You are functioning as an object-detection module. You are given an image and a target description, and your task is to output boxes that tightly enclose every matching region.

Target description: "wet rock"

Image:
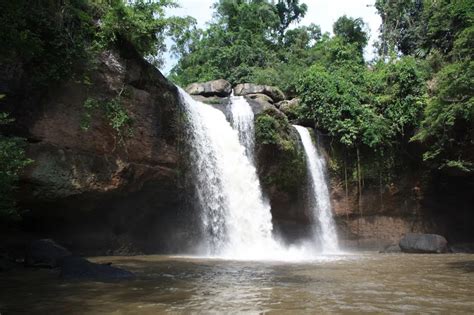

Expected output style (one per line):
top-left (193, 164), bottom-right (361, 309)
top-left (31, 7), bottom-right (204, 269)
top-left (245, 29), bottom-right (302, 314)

top-left (186, 79), bottom-right (232, 97)
top-left (379, 244), bottom-right (401, 253)
top-left (234, 83), bottom-right (285, 103)
top-left (25, 239), bottom-right (71, 268)
top-left (399, 233), bottom-right (448, 253)
top-left (449, 243), bottom-right (474, 253)
top-left (59, 256), bottom-right (135, 281)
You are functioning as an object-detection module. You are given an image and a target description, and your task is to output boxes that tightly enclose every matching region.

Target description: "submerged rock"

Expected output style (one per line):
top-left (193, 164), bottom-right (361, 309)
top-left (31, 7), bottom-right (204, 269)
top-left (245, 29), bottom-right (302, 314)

top-left (59, 256), bottom-right (135, 281)
top-left (234, 83), bottom-right (285, 103)
top-left (399, 233), bottom-right (448, 253)
top-left (186, 79), bottom-right (232, 97)
top-left (25, 239), bottom-right (71, 268)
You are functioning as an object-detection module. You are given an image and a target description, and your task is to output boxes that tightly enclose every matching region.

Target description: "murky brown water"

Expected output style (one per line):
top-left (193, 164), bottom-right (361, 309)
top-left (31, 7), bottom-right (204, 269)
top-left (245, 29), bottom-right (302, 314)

top-left (1, 253), bottom-right (474, 314)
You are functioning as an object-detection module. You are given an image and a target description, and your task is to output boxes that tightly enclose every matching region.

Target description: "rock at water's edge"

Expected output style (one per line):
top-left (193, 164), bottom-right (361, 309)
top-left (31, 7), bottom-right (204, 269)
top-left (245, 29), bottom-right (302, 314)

top-left (186, 79), bottom-right (232, 97)
top-left (399, 233), bottom-right (448, 253)
top-left (59, 256), bottom-right (135, 281)
top-left (379, 244), bottom-right (401, 253)
top-left (25, 239), bottom-right (71, 268)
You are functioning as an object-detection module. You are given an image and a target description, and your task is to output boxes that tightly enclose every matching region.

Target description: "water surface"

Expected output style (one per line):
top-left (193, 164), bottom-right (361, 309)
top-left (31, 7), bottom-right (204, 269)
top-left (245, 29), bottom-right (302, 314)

top-left (1, 253), bottom-right (474, 314)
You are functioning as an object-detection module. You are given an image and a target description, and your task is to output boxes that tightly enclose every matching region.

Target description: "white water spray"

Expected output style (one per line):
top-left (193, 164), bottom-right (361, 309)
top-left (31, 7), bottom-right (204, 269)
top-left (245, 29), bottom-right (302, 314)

top-left (294, 125), bottom-right (340, 253)
top-left (179, 88), bottom-right (284, 259)
top-left (230, 95), bottom-right (255, 160)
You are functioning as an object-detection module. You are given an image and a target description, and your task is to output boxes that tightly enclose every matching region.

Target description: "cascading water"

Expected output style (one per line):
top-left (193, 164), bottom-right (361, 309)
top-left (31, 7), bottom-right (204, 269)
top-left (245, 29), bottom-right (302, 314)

top-left (294, 125), bottom-right (340, 253)
top-left (178, 88), bottom-right (282, 259)
top-left (230, 95), bottom-right (255, 160)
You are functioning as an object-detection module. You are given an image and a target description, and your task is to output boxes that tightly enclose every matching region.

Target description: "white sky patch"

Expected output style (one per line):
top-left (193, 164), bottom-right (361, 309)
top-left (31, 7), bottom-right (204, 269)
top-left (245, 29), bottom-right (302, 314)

top-left (161, 0), bottom-right (381, 74)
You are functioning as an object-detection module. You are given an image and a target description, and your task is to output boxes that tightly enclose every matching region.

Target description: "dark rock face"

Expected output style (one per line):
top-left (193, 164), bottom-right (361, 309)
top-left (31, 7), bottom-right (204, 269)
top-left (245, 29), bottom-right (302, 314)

top-left (252, 107), bottom-right (310, 243)
top-left (59, 256), bottom-right (134, 281)
top-left (25, 239), bottom-right (71, 268)
top-left (4, 41), bottom-right (200, 255)
top-left (234, 83), bottom-right (286, 103)
top-left (399, 233), bottom-right (448, 253)
top-left (186, 79), bottom-right (232, 97)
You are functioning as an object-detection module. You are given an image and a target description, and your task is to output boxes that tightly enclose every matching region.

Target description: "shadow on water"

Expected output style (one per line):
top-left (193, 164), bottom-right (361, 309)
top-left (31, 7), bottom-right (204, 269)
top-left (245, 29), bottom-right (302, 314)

top-left (447, 260), bottom-right (474, 273)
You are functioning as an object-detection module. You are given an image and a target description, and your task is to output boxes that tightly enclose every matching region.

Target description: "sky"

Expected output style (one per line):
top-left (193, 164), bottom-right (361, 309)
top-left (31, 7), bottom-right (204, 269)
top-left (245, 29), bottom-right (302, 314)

top-left (161, 0), bottom-right (381, 74)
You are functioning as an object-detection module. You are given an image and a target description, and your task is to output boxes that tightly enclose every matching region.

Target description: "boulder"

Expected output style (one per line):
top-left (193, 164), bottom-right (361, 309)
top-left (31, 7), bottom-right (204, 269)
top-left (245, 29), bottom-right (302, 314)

top-left (25, 239), bottom-right (71, 268)
top-left (234, 83), bottom-right (285, 102)
top-left (244, 93), bottom-right (276, 116)
top-left (186, 79), bottom-right (232, 97)
top-left (399, 233), bottom-right (448, 253)
top-left (59, 256), bottom-right (135, 281)
top-left (190, 94), bottom-right (229, 106)
top-left (246, 93), bottom-right (274, 104)
top-left (277, 98), bottom-right (301, 120)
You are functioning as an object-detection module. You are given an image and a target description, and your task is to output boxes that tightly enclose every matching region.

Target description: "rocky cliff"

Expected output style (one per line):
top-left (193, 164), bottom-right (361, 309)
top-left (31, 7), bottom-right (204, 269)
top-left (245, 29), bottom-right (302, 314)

top-left (1, 42), bottom-right (199, 255)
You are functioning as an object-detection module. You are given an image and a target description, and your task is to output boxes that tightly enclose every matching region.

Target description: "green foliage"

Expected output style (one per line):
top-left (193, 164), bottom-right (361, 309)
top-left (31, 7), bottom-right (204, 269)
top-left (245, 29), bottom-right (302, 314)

top-left (170, 0), bottom-right (318, 92)
top-left (0, 113), bottom-right (33, 221)
top-left (255, 110), bottom-right (306, 193)
top-left (82, 95), bottom-right (133, 144)
top-left (97, 0), bottom-right (194, 67)
top-left (275, 0), bottom-right (308, 37)
top-left (298, 54), bottom-right (427, 150)
top-left (333, 15), bottom-right (369, 54)
top-left (255, 112), bottom-right (287, 147)
top-left (0, 0), bottom-right (97, 86)
top-left (0, 0), bottom-right (195, 86)
top-left (171, 0), bottom-right (280, 86)
top-left (412, 61), bottom-right (474, 172)
top-left (375, 0), bottom-right (425, 56)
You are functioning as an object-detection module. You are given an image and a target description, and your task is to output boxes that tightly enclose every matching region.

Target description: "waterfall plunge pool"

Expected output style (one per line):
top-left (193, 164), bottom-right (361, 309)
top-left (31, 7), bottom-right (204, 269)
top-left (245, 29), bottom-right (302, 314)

top-left (2, 253), bottom-right (474, 313)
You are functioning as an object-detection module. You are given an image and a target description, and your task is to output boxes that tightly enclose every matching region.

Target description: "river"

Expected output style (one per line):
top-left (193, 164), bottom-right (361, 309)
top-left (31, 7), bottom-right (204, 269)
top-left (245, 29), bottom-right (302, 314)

top-left (1, 253), bottom-right (474, 313)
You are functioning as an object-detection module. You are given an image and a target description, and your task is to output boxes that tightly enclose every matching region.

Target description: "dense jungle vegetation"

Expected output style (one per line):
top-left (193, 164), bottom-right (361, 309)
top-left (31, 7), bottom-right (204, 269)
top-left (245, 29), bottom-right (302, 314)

top-left (171, 0), bottom-right (473, 178)
top-left (0, 0), bottom-right (473, 219)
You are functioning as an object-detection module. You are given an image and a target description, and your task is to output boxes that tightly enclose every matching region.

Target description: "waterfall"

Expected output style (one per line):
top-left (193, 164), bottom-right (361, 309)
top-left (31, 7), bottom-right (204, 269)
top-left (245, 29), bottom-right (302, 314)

top-left (230, 95), bottom-right (255, 160)
top-left (294, 125), bottom-right (340, 253)
top-left (178, 88), bottom-right (282, 258)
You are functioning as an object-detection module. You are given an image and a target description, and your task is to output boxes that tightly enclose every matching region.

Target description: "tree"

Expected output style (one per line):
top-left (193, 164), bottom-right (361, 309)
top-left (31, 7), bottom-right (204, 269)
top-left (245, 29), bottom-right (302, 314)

top-left (171, 0), bottom-right (282, 86)
top-left (275, 0), bottom-right (308, 38)
top-left (375, 0), bottom-right (425, 56)
top-left (333, 15), bottom-right (369, 54)
top-left (0, 0), bottom-right (195, 84)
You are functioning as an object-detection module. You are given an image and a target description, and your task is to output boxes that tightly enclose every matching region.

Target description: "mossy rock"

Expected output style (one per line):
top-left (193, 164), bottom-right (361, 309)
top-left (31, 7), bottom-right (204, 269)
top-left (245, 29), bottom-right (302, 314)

top-left (255, 108), bottom-right (306, 195)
